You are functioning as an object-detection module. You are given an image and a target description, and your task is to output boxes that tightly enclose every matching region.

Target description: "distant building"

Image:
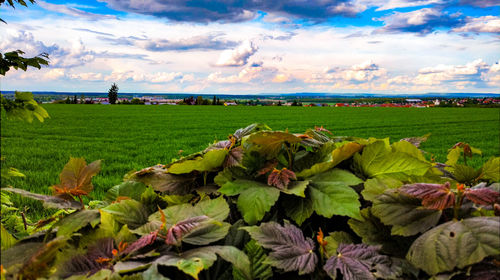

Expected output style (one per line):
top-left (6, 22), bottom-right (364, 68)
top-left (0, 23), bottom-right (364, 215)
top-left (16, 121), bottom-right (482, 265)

top-left (405, 99), bottom-right (422, 103)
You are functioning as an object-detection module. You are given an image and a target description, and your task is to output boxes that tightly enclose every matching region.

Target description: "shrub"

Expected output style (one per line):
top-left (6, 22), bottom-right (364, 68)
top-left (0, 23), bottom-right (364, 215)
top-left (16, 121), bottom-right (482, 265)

top-left (1, 124), bottom-right (499, 279)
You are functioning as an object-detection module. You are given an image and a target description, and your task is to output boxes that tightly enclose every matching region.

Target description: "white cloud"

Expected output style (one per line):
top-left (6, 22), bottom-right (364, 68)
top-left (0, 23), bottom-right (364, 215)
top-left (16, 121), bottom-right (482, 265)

top-left (43, 68), bottom-right (65, 80)
top-left (414, 59), bottom-right (489, 85)
top-left (215, 40), bottom-right (258, 67)
top-left (453, 16), bottom-right (500, 33)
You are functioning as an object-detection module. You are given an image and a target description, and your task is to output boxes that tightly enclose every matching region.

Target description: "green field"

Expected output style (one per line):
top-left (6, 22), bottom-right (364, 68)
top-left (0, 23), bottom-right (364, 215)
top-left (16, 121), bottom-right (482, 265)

top-left (1, 105), bottom-right (499, 219)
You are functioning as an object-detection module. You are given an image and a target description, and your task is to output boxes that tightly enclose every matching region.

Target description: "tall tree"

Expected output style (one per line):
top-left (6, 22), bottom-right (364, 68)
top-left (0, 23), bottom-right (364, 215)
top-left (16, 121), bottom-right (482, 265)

top-left (108, 83), bottom-right (118, 104)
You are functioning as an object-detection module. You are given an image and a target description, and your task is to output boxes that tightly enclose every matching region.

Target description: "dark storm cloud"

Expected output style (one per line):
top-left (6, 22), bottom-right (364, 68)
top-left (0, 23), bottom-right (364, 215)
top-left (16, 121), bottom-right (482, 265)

top-left (99, 0), bottom-right (363, 23)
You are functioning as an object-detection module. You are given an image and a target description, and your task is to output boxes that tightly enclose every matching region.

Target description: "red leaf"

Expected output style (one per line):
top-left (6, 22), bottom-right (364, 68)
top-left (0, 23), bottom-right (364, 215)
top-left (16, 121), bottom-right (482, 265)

top-left (256, 160), bottom-right (278, 176)
top-left (51, 158), bottom-right (101, 198)
top-left (267, 168), bottom-right (296, 190)
top-left (400, 182), bottom-right (455, 210)
top-left (465, 188), bottom-right (500, 205)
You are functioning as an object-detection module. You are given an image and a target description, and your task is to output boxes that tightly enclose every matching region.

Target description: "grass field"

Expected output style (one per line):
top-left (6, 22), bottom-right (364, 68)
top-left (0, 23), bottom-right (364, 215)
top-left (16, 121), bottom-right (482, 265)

top-left (1, 104), bottom-right (499, 219)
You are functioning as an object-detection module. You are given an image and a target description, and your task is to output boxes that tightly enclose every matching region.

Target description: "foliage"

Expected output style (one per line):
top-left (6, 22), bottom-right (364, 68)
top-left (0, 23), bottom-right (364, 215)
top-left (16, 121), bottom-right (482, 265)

top-left (1, 124), bottom-right (499, 279)
top-left (108, 83), bottom-right (119, 104)
top-left (0, 92), bottom-right (49, 123)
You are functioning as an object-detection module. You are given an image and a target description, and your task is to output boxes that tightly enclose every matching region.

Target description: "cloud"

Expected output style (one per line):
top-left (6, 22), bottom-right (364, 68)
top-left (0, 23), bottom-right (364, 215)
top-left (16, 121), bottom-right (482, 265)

top-left (43, 68), bottom-right (65, 80)
top-left (0, 31), bottom-right (154, 69)
top-left (73, 28), bottom-right (114, 36)
top-left (375, 8), bottom-right (464, 34)
top-left (0, 31), bottom-right (97, 68)
top-left (216, 40), bottom-right (258, 67)
top-left (312, 61), bottom-right (387, 84)
top-left (99, 0), bottom-right (365, 23)
top-left (38, 1), bottom-right (116, 20)
top-left (68, 72), bottom-right (104, 81)
top-left (104, 71), bottom-right (184, 83)
top-left (361, 0), bottom-right (446, 11)
top-left (458, 0), bottom-right (500, 8)
top-left (208, 65), bottom-right (277, 83)
top-left (452, 16), bottom-right (500, 34)
top-left (414, 59), bottom-right (490, 85)
top-left (142, 33), bottom-right (238, 52)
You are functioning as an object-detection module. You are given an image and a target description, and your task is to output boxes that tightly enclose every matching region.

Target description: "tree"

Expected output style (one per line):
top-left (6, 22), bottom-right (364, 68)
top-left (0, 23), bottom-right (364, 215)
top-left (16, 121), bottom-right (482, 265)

top-left (80, 94), bottom-right (85, 104)
top-left (108, 83), bottom-right (118, 104)
top-left (213, 95), bottom-right (216, 105)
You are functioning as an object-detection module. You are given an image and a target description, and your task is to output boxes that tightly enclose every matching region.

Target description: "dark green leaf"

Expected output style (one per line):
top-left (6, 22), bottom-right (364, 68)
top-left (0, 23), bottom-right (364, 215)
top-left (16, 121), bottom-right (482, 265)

top-left (55, 210), bottom-right (100, 237)
top-left (372, 189), bottom-right (442, 236)
top-left (233, 240), bottom-right (273, 280)
top-left (101, 199), bottom-right (149, 229)
top-left (407, 217), bottom-right (500, 275)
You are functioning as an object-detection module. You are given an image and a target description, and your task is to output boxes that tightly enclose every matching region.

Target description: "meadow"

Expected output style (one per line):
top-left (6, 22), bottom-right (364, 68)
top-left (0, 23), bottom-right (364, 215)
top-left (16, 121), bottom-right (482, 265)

top-left (1, 104), bottom-right (499, 219)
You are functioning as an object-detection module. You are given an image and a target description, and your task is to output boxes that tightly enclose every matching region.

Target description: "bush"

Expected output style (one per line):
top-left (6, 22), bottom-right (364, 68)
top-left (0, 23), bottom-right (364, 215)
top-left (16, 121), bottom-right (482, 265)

top-left (1, 124), bottom-right (499, 279)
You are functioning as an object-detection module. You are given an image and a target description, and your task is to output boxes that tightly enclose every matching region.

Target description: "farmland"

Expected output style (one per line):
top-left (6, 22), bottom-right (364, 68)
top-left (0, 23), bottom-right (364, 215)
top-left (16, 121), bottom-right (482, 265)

top-left (1, 104), bottom-right (499, 219)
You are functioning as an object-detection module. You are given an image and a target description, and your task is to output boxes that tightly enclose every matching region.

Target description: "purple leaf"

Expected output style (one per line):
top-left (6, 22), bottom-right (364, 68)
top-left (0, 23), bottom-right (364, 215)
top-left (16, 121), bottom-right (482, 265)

top-left (121, 231), bottom-right (158, 256)
top-left (166, 216), bottom-right (210, 246)
top-left (243, 221), bottom-right (318, 275)
top-left (224, 146), bottom-right (244, 168)
top-left (465, 188), bottom-right (500, 205)
top-left (400, 182), bottom-right (455, 210)
top-left (61, 238), bottom-right (115, 277)
top-left (323, 243), bottom-right (391, 280)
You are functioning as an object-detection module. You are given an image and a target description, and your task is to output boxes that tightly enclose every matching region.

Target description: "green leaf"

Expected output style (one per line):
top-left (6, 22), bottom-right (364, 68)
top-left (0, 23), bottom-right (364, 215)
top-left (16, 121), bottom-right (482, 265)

top-left (296, 142), bottom-right (362, 178)
top-left (324, 231), bottom-right (354, 257)
top-left (237, 182), bottom-right (280, 224)
top-left (1, 224), bottom-right (17, 250)
top-left (282, 195), bottom-right (314, 226)
top-left (55, 209), bottom-right (100, 237)
top-left (143, 264), bottom-right (171, 280)
top-left (101, 199), bottom-right (149, 229)
top-left (181, 219), bottom-right (231, 245)
top-left (406, 217), bottom-right (500, 275)
top-left (218, 179), bottom-right (254, 196)
top-left (355, 141), bottom-right (431, 179)
top-left (281, 180), bottom-right (309, 197)
top-left (361, 176), bottom-right (403, 202)
top-left (481, 157), bottom-right (500, 182)
top-left (104, 181), bottom-right (148, 203)
top-left (452, 164), bottom-right (481, 184)
top-left (233, 240), bottom-right (273, 280)
top-left (155, 246), bottom-right (250, 280)
top-left (246, 131), bottom-right (302, 159)
top-left (168, 149), bottom-right (228, 174)
top-left (392, 140), bottom-right (426, 161)
top-left (308, 169), bottom-right (362, 219)
top-left (372, 189), bottom-right (442, 236)
top-left (445, 147), bottom-right (462, 166)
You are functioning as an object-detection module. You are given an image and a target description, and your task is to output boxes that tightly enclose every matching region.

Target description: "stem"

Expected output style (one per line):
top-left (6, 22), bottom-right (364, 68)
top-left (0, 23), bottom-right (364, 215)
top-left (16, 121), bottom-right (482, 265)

top-left (203, 172), bottom-right (208, 186)
top-left (453, 192), bottom-right (465, 220)
top-left (463, 153), bottom-right (467, 166)
top-left (78, 195), bottom-right (85, 209)
top-left (287, 147), bottom-right (293, 169)
top-left (20, 210), bottom-right (28, 231)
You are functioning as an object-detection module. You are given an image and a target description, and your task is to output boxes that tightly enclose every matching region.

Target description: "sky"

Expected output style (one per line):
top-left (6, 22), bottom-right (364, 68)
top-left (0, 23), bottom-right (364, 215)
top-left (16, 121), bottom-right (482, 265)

top-left (0, 0), bottom-right (499, 95)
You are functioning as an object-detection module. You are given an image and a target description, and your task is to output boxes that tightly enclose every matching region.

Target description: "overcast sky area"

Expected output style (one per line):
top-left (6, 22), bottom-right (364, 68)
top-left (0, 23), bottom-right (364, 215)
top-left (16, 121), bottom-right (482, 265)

top-left (0, 0), bottom-right (499, 94)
